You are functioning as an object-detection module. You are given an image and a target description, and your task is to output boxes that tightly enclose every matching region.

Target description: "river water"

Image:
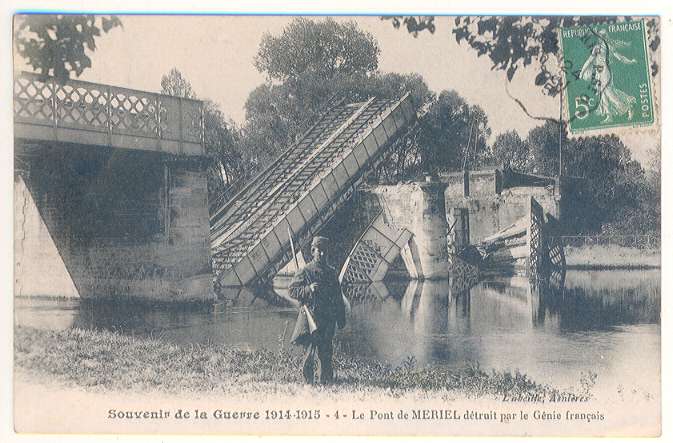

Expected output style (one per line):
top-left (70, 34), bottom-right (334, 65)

top-left (15, 270), bottom-right (660, 397)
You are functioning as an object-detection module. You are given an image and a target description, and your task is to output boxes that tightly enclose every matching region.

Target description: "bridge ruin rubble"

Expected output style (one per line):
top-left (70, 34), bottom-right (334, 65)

top-left (340, 168), bottom-right (569, 289)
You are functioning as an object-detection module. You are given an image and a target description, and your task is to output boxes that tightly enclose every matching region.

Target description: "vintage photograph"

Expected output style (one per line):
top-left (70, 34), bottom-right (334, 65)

top-left (11, 14), bottom-right (661, 436)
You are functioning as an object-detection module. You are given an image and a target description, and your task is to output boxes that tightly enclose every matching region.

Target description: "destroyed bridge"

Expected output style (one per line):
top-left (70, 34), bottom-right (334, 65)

top-left (15, 72), bottom-right (559, 302)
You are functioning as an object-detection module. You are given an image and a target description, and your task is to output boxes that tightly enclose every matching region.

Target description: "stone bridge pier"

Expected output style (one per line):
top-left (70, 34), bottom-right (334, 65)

top-left (413, 178), bottom-right (449, 280)
top-left (339, 178), bottom-right (449, 284)
top-left (14, 144), bottom-right (213, 302)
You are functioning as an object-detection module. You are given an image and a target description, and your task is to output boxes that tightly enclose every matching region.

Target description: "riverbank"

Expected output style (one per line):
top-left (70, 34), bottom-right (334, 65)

top-left (564, 245), bottom-right (660, 270)
top-left (15, 325), bottom-right (573, 399)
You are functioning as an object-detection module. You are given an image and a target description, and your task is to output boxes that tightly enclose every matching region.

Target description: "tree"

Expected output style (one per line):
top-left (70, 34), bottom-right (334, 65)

top-left (244, 18), bottom-right (384, 167)
top-left (160, 68), bottom-right (195, 99)
top-left (491, 131), bottom-right (531, 170)
top-left (246, 18), bottom-right (494, 183)
top-left (526, 121), bottom-right (563, 176)
top-left (203, 102), bottom-right (244, 182)
top-left (417, 90), bottom-right (491, 174)
top-left (567, 136), bottom-right (652, 234)
top-left (646, 144), bottom-right (661, 193)
top-left (242, 81), bottom-right (303, 169)
top-left (255, 17), bottom-right (379, 84)
top-left (370, 87), bottom-right (494, 182)
top-left (14, 14), bottom-right (122, 81)
top-left (358, 73), bottom-right (434, 181)
top-left (643, 144), bottom-right (661, 234)
top-left (518, 121), bottom-right (654, 233)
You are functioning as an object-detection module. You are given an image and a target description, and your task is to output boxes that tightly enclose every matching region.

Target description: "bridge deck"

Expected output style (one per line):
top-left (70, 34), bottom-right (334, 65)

top-left (14, 72), bottom-right (205, 156)
top-left (210, 94), bottom-right (415, 287)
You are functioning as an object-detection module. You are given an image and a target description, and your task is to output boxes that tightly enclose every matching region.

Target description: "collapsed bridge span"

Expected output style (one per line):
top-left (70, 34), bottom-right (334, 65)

top-left (210, 94), bottom-right (416, 288)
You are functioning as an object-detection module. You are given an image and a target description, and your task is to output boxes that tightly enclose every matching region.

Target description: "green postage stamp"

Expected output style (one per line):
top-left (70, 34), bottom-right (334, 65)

top-left (560, 20), bottom-right (654, 133)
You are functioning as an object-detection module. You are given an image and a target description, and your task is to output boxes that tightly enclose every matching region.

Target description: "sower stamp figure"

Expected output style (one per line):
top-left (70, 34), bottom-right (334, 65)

top-left (289, 236), bottom-right (346, 384)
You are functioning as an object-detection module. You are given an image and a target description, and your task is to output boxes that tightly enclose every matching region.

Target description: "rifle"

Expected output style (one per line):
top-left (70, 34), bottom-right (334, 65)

top-left (288, 226), bottom-right (317, 334)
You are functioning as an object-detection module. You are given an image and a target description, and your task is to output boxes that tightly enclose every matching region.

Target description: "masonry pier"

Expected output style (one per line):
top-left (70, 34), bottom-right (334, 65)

top-left (413, 178), bottom-right (449, 280)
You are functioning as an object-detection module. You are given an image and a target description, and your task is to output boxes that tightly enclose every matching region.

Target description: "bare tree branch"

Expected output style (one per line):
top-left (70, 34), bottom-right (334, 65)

top-left (504, 83), bottom-right (559, 124)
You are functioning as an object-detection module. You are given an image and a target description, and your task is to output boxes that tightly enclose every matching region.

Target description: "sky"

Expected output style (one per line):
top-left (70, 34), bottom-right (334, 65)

top-left (13, 15), bottom-right (660, 167)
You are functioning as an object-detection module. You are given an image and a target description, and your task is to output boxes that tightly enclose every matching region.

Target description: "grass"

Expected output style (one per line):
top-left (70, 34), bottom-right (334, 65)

top-left (564, 245), bottom-right (660, 269)
top-left (14, 325), bottom-right (577, 400)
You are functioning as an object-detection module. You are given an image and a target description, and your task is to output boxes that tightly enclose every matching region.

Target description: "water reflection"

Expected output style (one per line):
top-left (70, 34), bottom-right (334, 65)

top-left (340, 270), bottom-right (660, 375)
top-left (15, 270), bottom-right (660, 391)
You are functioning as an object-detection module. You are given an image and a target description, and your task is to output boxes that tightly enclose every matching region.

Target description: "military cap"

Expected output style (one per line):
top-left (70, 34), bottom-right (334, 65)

top-left (311, 236), bottom-right (330, 248)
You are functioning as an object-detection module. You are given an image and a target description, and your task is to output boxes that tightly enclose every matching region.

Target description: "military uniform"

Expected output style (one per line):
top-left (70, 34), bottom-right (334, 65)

top-left (289, 239), bottom-right (346, 384)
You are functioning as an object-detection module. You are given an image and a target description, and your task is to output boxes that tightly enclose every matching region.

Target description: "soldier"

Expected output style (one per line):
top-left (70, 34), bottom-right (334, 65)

top-left (289, 236), bottom-right (346, 384)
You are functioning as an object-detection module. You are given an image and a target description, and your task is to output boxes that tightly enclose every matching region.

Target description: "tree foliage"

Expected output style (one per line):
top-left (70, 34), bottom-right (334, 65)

top-left (564, 133), bottom-right (653, 233)
top-left (246, 18), bottom-right (495, 182)
top-left (492, 131), bottom-right (531, 171)
top-left (244, 18), bottom-right (383, 166)
top-left (384, 15), bottom-right (660, 97)
top-left (496, 120), bottom-right (657, 233)
top-left (371, 87), bottom-right (496, 183)
top-left (641, 144), bottom-right (661, 234)
top-left (15, 14), bottom-right (122, 81)
top-left (255, 17), bottom-right (380, 84)
top-left (160, 68), bottom-right (196, 99)
top-left (202, 101), bottom-right (245, 188)
top-left (243, 69), bottom-right (437, 175)
top-left (246, 17), bottom-right (443, 182)
top-left (419, 90), bottom-right (491, 173)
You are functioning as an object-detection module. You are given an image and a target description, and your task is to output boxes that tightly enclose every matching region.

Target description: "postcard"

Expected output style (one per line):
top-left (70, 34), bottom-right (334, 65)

top-left (11, 13), bottom-right (662, 437)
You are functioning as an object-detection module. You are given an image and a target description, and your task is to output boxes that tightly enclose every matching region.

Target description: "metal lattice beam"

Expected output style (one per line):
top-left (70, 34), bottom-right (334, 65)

top-left (210, 94), bottom-right (416, 288)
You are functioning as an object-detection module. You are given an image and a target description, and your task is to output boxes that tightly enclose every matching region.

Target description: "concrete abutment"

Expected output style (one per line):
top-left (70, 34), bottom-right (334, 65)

top-left (14, 143), bottom-right (213, 302)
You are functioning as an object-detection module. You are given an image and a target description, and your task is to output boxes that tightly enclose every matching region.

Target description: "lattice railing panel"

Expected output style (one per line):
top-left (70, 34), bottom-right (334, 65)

top-left (528, 197), bottom-right (545, 280)
top-left (546, 236), bottom-right (566, 289)
top-left (341, 283), bottom-right (388, 304)
top-left (449, 255), bottom-right (479, 293)
top-left (109, 90), bottom-right (163, 136)
top-left (56, 84), bottom-right (110, 130)
top-left (341, 240), bottom-right (382, 284)
top-left (14, 72), bottom-right (204, 155)
top-left (14, 76), bottom-right (54, 123)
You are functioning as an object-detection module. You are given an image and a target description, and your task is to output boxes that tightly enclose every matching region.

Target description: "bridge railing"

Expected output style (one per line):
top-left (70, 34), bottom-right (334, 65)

top-left (14, 71), bottom-right (204, 156)
top-left (209, 97), bottom-right (347, 225)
